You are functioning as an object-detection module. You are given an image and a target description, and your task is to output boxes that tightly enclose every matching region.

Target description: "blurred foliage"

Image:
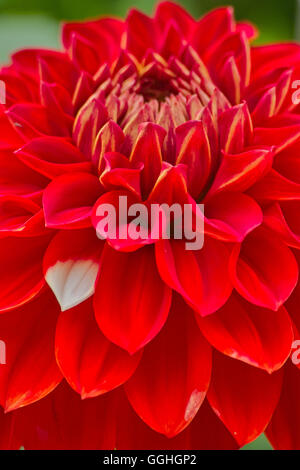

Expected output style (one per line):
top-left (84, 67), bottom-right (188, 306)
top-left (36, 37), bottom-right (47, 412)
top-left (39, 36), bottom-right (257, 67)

top-left (0, 0), bottom-right (296, 28)
top-left (0, 0), bottom-right (295, 451)
top-left (0, 0), bottom-right (297, 45)
top-left (0, 13), bottom-right (59, 61)
top-left (0, 0), bottom-right (297, 62)
top-left (243, 434), bottom-right (272, 451)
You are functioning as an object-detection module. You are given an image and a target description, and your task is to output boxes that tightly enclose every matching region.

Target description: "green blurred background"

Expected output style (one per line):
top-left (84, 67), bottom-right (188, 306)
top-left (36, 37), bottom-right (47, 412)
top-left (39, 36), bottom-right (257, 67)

top-left (0, 0), bottom-right (296, 450)
top-left (0, 0), bottom-right (298, 63)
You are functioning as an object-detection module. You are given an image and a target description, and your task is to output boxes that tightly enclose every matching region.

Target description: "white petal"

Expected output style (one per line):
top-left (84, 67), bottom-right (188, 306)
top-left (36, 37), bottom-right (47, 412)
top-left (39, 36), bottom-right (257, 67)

top-left (45, 259), bottom-right (98, 311)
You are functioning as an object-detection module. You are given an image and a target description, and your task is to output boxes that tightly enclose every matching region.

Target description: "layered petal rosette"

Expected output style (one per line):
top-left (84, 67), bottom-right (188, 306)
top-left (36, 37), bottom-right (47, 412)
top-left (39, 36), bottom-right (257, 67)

top-left (0, 1), bottom-right (300, 450)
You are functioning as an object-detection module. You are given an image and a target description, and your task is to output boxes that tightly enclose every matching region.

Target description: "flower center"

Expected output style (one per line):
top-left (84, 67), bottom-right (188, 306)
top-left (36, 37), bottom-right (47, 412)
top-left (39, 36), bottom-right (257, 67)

top-left (72, 46), bottom-right (225, 199)
top-left (135, 76), bottom-right (176, 102)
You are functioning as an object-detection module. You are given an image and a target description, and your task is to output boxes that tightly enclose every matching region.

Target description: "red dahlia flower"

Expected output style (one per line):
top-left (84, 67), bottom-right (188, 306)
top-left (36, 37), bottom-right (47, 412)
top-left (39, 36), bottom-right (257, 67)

top-left (1, 1), bottom-right (300, 450)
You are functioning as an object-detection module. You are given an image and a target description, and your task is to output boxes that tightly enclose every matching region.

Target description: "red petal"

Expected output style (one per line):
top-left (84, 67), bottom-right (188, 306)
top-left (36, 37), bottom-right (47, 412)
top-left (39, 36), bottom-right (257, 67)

top-left (93, 119), bottom-right (125, 173)
top-left (12, 49), bottom-right (80, 93)
top-left (0, 407), bottom-right (22, 449)
top-left (0, 235), bottom-right (51, 312)
top-left (6, 103), bottom-right (71, 139)
top-left (219, 56), bottom-right (241, 105)
top-left (175, 120), bottom-right (211, 199)
top-left (186, 400), bottom-right (238, 450)
top-left (73, 98), bottom-right (108, 159)
top-left (100, 152), bottom-right (142, 197)
top-left (0, 195), bottom-right (44, 236)
top-left (55, 298), bottom-right (141, 398)
top-left (147, 164), bottom-right (188, 206)
top-left (204, 192), bottom-right (263, 242)
top-left (191, 7), bottom-right (235, 56)
top-left (197, 292), bottom-right (293, 373)
top-left (266, 362), bottom-right (300, 450)
top-left (40, 81), bottom-right (73, 117)
top-left (159, 22), bottom-right (184, 60)
top-left (237, 21), bottom-right (258, 41)
top-left (0, 109), bottom-right (25, 149)
top-left (122, 104), bottom-right (155, 155)
top-left (219, 103), bottom-right (253, 154)
top-left (206, 148), bottom-right (273, 197)
top-left (125, 296), bottom-right (212, 437)
top-left (263, 202), bottom-right (300, 249)
top-left (155, 2), bottom-right (195, 37)
top-left (130, 122), bottom-right (165, 198)
top-left (274, 139), bottom-right (300, 183)
top-left (16, 137), bottom-right (91, 179)
top-left (0, 149), bottom-right (49, 199)
top-left (91, 189), bottom-right (153, 252)
top-left (253, 125), bottom-right (300, 155)
top-left (155, 238), bottom-right (233, 316)
top-left (43, 172), bottom-right (102, 229)
top-left (207, 32), bottom-right (251, 94)
top-left (62, 18), bottom-right (124, 61)
top-left (117, 390), bottom-right (190, 450)
top-left (249, 169), bottom-right (300, 201)
top-left (72, 71), bottom-right (94, 111)
top-left (14, 382), bottom-right (117, 449)
top-left (251, 87), bottom-right (277, 125)
top-left (117, 393), bottom-right (238, 450)
top-left (208, 351), bottom-right (283, 447)
top-left (252, 44), bottom-right (300, 79)
top-left (0, 289), bottom-right (62, 411)
top-left (68, 33), bottom-right (100, 75)
top-left (94, 245), bottom-right (172, 353)
top-left (126, 9), bottom-right (156, 60)
top-left (231, 227), bottom-right (298, 310)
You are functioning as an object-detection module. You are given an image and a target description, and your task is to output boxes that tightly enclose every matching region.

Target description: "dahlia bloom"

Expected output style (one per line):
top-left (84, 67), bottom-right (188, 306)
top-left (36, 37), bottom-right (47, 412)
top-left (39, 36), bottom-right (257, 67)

top-left (1, 1), bottom-right (300, 450)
